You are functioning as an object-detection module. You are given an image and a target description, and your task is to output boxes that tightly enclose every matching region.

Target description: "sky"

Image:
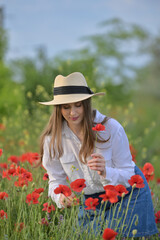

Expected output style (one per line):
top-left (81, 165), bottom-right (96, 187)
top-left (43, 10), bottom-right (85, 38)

top-left (0, 0), bottom-right (160, 61)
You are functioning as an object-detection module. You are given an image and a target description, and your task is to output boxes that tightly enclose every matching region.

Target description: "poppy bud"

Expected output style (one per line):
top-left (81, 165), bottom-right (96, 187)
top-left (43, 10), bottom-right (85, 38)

top-left (132, 229), bottom-right (137, 236)
top-left (121, 192), bottom-right (126, 198)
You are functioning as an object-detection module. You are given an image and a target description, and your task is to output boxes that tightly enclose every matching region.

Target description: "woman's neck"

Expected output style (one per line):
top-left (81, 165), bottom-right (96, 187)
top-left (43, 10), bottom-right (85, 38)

top-left (68, 123), bottom-right (83, 142)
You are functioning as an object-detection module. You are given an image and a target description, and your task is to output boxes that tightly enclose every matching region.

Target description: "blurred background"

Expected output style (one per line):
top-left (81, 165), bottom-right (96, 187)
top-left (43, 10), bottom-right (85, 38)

top-left (0, 0), bottom-right (160, 176)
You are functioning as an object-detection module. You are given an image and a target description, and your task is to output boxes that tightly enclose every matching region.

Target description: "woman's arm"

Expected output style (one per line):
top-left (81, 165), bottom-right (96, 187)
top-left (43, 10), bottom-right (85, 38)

top-left (88, 119), bottom-right (135, 187)
top-left (42, 136), bottom-right (69, 208)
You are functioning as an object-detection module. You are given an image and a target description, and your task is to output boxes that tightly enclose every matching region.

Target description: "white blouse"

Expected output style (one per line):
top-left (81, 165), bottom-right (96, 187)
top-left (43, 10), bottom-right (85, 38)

top-left (42, 110), bottom-right (135, 208)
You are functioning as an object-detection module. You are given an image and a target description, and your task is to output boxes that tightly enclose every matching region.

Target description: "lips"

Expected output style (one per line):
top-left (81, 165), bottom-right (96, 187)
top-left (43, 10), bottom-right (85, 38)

top-left (71, 117), bottom-right (79, 121)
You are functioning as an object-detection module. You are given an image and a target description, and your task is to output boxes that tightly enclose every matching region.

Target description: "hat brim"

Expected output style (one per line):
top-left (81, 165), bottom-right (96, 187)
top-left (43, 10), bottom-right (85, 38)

top-left (39, 92), bottom-right (105, 105)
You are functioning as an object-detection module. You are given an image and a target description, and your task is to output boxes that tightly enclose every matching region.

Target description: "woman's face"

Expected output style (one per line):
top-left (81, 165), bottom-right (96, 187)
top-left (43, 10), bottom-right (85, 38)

top-left (61, 101), bottom-right (84, 129)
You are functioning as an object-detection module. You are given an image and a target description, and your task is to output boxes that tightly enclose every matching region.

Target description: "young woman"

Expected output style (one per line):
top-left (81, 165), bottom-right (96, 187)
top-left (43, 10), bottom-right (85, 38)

top-left (39, 72), bottom-right (158, 238)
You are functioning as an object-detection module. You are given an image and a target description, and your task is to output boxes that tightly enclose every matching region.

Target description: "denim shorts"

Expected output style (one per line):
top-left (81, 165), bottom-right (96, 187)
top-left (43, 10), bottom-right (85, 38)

top-left (78, 166), bottom-right (158, 238)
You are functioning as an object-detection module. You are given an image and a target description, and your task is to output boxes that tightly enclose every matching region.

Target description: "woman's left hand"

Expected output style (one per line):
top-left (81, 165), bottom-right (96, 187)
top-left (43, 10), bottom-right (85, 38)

top-left (87, 153), bottom-right (106, 178)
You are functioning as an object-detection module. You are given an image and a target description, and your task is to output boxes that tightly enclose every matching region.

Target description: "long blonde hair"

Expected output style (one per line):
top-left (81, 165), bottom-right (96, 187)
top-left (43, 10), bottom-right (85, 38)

top-left (39, 98), bottom-right (108, 164)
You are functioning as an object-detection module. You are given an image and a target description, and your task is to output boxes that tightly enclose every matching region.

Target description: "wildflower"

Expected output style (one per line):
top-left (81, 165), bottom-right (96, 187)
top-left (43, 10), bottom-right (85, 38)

top-left (54, 185), bottom-right (72, 197)
top-left (104, 185), bottom-right (116, 191)
top-left (85, 197), bottom-right (99, 210)
top-left (21, 171), bottom-right (33, 182)
top-left (115, 185), bottom-right (129, 197)
top-left (129, 144), bottom-right (137, 162)
top-left (99, 189), bottom-right (118, 203)
top-left (20, 152), bottom-right (40, 165)
top-left (128, 175), bottom-right (145, 188)
top-left (39, 218), bottom-right (49, 226)
top-left (0, 163), bottom-right (7, 169)
top-left (0, 192), bottom-right (8, 200)
top-left (13, 166), bottom-right (27, 176)
top-left (15, 222), bottom-right (25, 232)
top-left (132, 229), bottom-right (137, 236)
top-left (0, 149), bottom-right (3, 157)
top-left (42, 202), bottom-right (55, 213)
top-left (155, 210), bottom-right (160, 224)
top-left (70, 179), bottom-right (86, 192)
top-left (43, 173), bottom-right (49, 180)
top-left (0, 123), bottom-right (5, 130)
top-left (26, 192), bottom-right (40, 205)
top-left (0, 210), bottom-right (7, 219)
top-left (8, 155), bottom-right (19, 164)
top-left (142, 162), bottom-right (154, 182)
top-left (102, 228), bottom-right (118, 240)
top-left (14, 177), bottom-right (28, 187)
top-left (33, 188), bottom-right (44, 194)
top-left (2, 170), bottom-right (11, 180)
top-left (8, 168), bottom-right (16, 176)
top-left (58, 214), bottom-right (64, 225)
top-left (92, 123), bottom-right (105, 131)
top-left (156, 178), bottom-right (160, 185)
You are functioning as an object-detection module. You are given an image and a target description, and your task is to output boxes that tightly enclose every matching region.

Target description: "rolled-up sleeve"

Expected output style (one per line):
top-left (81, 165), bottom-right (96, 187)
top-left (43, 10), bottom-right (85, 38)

top-left (42, 136), bottom-right (67, 208)
top-left (104, 123), bottom-right (135, 187)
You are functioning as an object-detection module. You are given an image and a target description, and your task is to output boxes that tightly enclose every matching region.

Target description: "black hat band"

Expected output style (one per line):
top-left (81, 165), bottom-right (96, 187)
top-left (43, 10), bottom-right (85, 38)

top-left (53, 86), bottom-right (94, 95)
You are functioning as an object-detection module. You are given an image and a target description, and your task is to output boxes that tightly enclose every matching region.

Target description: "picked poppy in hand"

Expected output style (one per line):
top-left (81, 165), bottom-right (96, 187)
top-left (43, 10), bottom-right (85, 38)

top-left (92, 123), bottom-right (105, 132)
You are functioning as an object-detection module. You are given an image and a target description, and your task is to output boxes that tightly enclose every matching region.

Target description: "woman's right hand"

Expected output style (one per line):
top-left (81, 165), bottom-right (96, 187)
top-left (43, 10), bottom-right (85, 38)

top-left (59, 192), bottom-right (76, 208)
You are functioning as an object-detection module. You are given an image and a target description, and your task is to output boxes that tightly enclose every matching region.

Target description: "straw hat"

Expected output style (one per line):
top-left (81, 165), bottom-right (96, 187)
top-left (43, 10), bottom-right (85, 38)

top-left (39, 72), bottom-right (105, 105)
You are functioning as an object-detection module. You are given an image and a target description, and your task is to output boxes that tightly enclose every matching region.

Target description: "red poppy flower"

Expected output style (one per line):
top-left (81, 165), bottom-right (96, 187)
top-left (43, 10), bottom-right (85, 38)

top-left (42, 202), bottom-right (55, 213)
top-left (43, 173), bottom-right (49, 180)
top-left (129, 144), bottom-right (137, 155)
top-left (2, 170), bottom-right (11, 180)
top-left (13, 166), bottom-right (27, 176)
top-left (115, 185), bottom-right (129, 197)
top-left (70, 179), bottom-right (86, 192)
top-left (85, 197), bottom-right (99, 210)
top-left (33, 188), bottom-right (44, 194)
top-left (21, 171), bottom-right (33, 182)
top-left (143, 163), bottom-right (154, 176)
top-left (54, 185), bottom-right (72, 197)
top-left (39, 218), bottom-right (49, 226)
top-left (103, 185), bottom-right (116, 191)
top-left (155, 210), bottom-right (160, 224)
top-left (8, 155), bottom-right (19, 164)
top-left (14, 177), bottom-right (28, 187)
top-left (0, 149), bottom-right (3, 157)
top-left (8, 168), bottom-right (16, 176)
top-left (156, 178), bottom-right (160, 185)
top-left (99, 189), bottom-right (118, 203)
top-left (20, 152), bottom-right (39, 165)
top-left (128, 175), bottom-right (145, 188)
top-left (0, 123), bottom-right (5, 130)
top-left (92, 124), bottom-right (105, 131)
top-left (0, 192), bottom-right (8, 200)
top-left (0, 163), bottom-right (7, 169)
top-left (15, 222), bottom-right (25, 232)
top-left (0, 210), bottom-right (7, 219)
top-left (144, 174), bottom-right (154, 183)
top-left (102, 228), bottom-right (118, 240)
top-left (26, 192), bottom-right (40, 205)
top-left (142, 163), bottom-right (154, 182)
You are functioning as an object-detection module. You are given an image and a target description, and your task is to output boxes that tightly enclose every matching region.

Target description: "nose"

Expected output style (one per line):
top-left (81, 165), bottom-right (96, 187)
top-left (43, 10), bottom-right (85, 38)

top-left (70, 106), bottom-right (76, 116)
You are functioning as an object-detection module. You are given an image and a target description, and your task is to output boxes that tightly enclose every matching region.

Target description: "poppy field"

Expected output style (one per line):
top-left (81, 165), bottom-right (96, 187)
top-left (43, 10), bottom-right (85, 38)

top-left (0, 103), bottom-right (160, 240)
